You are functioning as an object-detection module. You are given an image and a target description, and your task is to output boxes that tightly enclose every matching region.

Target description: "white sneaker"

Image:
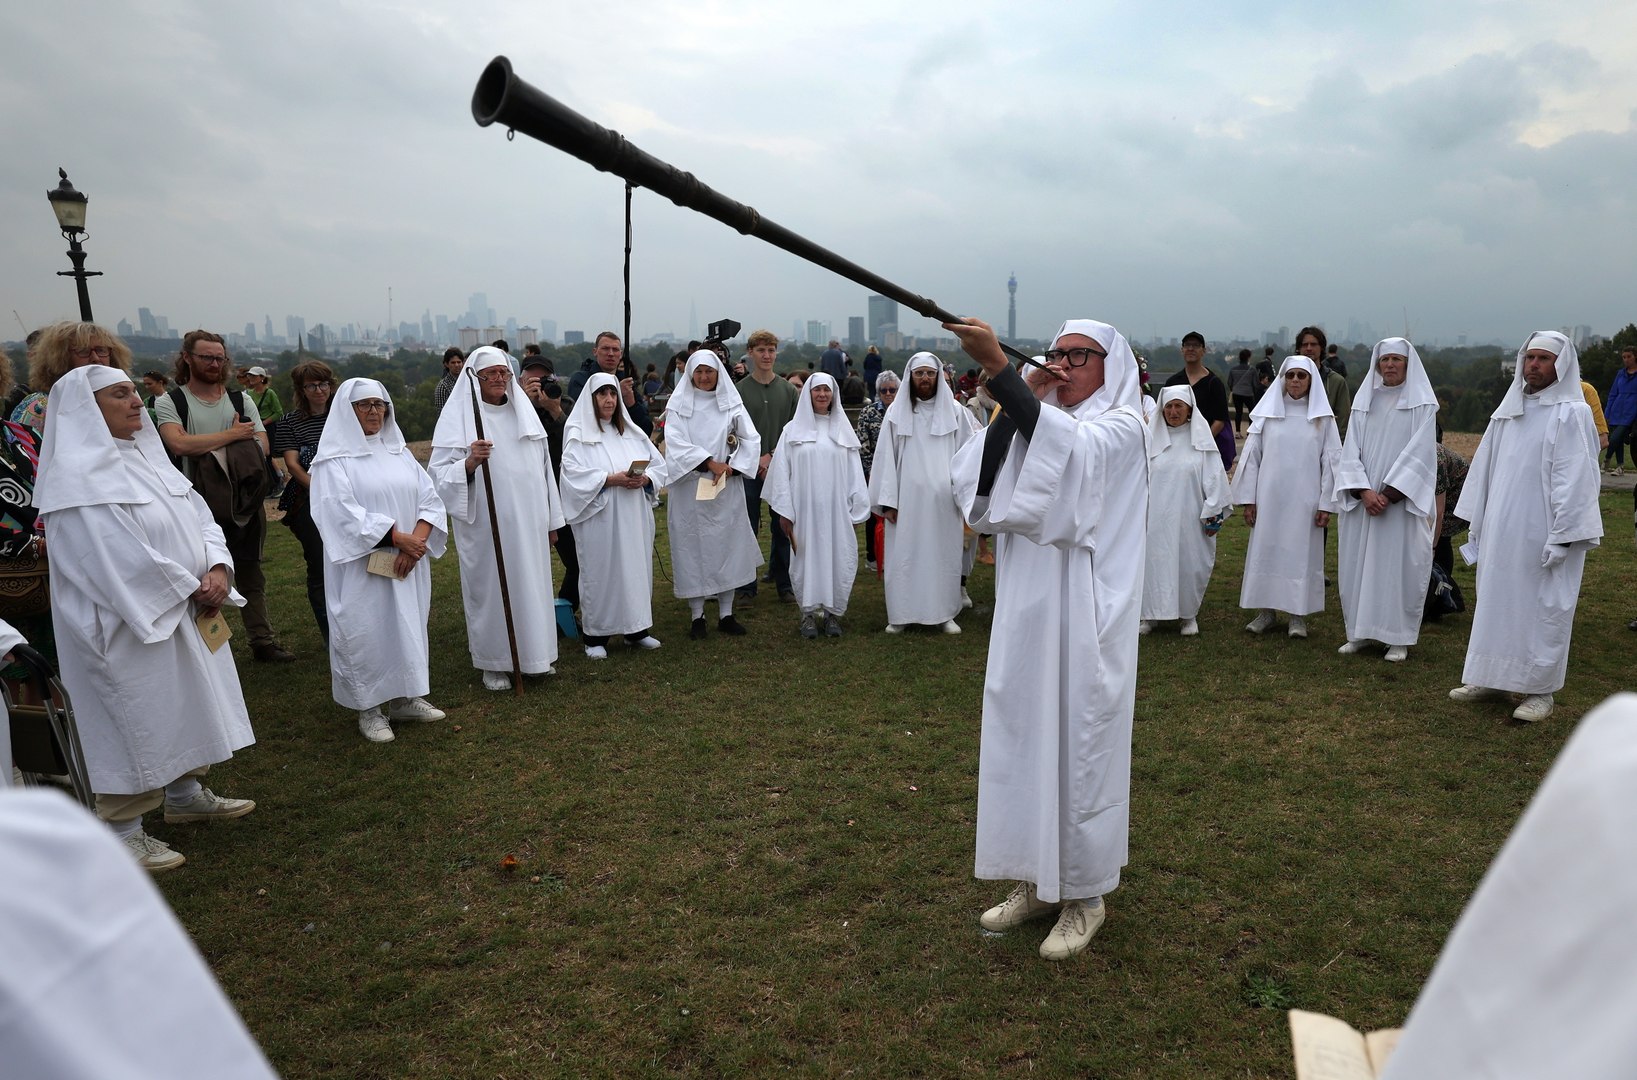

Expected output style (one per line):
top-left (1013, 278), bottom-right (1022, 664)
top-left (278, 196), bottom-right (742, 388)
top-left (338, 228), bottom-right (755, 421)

top-left (1179, 618), bottom-right (1198, 636)
top-left (632, 635), bottom-right (662, 650)
top-left (164, 787), bottom-right (256, 824)
top-left (358, 708), bottom-right (394, 742)
top-left (390, 696), bottom-right (446, 721)
top-left (979, 882), bottom-right (1061, 932)
top-left (585, 645), bottom-right (608, 660)
top-left (1449, 683), bottom-right (1501, 702)
top-left (1039, 897), bottom-right (1106, 961)
top-left (482, 670), bottom-right (512, 692)
top-left (1246, 610), bottom-right (1276, 634)
top-left (1287, 615), bottom-right (1308, 638)
top-left (865, 559), bottom-right (878, 573)
top-left (961, 587), bottom-right (974, 609)
top-left (885, 624), bottom-right (904, 634)
top-left (941, 620), bottom-right (962, 635)
top-left (123, 830), bottom-right (186, 873)
top-left (1513, 694), bottom-right (1554, 722)
top-left (1384, 645), bottom-right (1408, 663)
top-left (1137, 620), bottom-right (1152, 636)
top-left (1338, 639), bottom-right (1370, 654)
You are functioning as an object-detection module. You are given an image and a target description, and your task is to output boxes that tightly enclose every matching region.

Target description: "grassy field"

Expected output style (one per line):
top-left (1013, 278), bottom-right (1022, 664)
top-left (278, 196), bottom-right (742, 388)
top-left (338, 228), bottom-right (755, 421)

top-left (154, 486), bottom-right (1633, 1077)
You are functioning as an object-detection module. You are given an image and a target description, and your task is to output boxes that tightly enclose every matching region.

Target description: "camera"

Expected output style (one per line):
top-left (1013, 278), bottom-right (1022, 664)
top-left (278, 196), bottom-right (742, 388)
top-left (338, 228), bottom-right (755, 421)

top-left (702, 318), bottom-right (740, 364)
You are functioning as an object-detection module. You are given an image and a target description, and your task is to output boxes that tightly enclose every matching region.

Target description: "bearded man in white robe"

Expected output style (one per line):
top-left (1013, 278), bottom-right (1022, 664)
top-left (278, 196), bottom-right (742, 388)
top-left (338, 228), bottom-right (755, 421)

top-left (946, 316), bottom-right (1148, 962)
top-left (430, 347), bottom-right (566, 691)
top-left (869, 352), bottom-right (979, 634)
top-left (1333, 337), bottom-right (1439, 663)
top-left (1450, 331), bottom-right (1602, 722)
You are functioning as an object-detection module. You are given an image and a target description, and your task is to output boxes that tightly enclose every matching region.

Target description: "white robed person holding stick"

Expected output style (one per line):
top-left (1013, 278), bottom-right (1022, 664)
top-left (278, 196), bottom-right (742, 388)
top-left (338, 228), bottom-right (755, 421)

top-left (430, 346), bottom-right (566, 690)
top-left (662, 348), bottom-right (762, 638)
top-left (944, 316), bottom-right (1149, 962)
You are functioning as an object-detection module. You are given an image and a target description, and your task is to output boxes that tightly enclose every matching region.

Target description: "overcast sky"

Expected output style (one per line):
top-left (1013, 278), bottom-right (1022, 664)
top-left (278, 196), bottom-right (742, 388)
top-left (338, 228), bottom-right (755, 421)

top-left (2, 1), bottom-right (1634, 348)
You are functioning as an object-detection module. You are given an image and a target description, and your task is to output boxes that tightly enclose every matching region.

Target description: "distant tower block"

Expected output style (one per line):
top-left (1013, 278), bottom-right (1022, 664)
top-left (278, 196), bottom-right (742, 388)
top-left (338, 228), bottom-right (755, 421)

top-left (1007, 272), bottom-right (1018, 341)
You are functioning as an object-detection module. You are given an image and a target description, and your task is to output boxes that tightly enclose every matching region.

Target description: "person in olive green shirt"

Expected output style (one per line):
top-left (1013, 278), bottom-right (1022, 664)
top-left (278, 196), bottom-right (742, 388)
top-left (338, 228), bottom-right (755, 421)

top-left (735, 329), bottom-right (800, 601)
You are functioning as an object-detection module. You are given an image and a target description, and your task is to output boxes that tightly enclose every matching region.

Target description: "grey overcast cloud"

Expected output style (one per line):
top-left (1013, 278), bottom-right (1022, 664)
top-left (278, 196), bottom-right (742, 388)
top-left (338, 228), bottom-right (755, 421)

top-left (2, 0), bottom-right (1634, 348)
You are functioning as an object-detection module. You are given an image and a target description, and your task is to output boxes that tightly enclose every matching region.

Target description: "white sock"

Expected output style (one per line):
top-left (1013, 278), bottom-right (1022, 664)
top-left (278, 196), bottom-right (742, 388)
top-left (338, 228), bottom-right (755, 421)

top-left (164, 776), bottom-right (202, 805)
top-left (688, 597), bottom-right (706, 619)
top-left (109, 816), bottom-right (144, 841)
top-left (716, 590), bottom-right (735, 617)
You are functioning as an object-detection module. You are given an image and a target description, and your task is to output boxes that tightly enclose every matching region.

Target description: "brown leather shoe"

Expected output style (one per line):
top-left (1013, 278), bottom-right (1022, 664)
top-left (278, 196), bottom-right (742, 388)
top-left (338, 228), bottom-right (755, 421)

top-left (252, 642), bottom-right (296, 663)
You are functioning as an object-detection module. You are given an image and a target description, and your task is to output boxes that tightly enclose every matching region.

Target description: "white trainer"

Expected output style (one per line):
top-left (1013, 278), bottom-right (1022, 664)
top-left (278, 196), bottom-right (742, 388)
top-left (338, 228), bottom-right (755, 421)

top-left (1449, 683), bottom-right (1501, 702)
top-left (358, 708), bottom-right (394, 743)
top-left (885, 624), bottom-right (904, 634)
top-left (1137, 620), bottom-right (1152, 636)
top-left (585, 645), bottom-right (608, 660)
top-left (390, 697), bottom-right (446, 721)
top-left (1039, 898), bottom-right (1106, 961)
top-left (1179, 618), bottom-right (1198, 636)
top-left (632, 635), bottom-right (662, 650)
top-left (1246, 610), bottom-right (1276, 634)
top-left (1513, 694), bottom-right (1554, 722)
top-left (1338, 640), bottom-right (1370, 654)
top-left (941, 620), bottom-right (962, 635)
top-left (1384, 645), bottom-right (1408, 663)
top-left (979, 881), bottom-right (1061, 932)
top-left (482, 671), bottom-right (512, 692)
top-left (961, 587), bottom-right (974, 609)
top-left (123, 830), bottom-right (186, 873)
top-left (1287, 615), bottom-right (1308, 638)
top-left (164, 787), bottom-right (256, 824)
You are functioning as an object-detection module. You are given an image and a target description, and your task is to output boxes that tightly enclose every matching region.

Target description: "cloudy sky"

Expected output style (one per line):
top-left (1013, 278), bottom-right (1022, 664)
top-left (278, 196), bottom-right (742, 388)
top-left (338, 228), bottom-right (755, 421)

top-left (2, 1), bottom-right (1633, 347)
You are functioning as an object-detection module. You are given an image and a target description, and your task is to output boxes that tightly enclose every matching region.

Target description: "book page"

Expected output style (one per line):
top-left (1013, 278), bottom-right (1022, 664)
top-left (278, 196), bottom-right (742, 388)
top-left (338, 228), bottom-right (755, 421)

top-left (1363, 1029), bottom-right (1401, 1074)
top-left (1289, 1010), bottom-right (1378, 1080)
top-left (366, 550), bottom-right (401, 578)
top-left (196, 611), bottom-right (232, 653)
top-left (696, 470), bottom-right (726, 501)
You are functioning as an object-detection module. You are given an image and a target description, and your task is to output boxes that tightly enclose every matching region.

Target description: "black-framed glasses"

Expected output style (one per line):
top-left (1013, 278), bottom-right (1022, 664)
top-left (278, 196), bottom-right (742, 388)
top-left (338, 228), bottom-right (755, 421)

top-left (303, 382), bottom-right (333, 392)
top-left (71, 345), bottom-right (112, 359)
top-left (878, 386), bottom-right (898, 394)
top-left (352, 400), bottom-right (388, 412)
top-left (1284, 371), bottom-right (1310, 380)
top-left (190, 352), bottom-right (228, 364)
top-left (1043, 347), bottom-right (1107, 367)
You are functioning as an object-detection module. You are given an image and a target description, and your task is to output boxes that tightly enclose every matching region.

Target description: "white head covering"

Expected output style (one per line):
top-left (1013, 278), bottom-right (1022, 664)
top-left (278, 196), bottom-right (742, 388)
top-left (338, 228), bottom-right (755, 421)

top-left (1248, 356), bottom-right (1334, 424)
top-left (34, 366), bottom-right (192, 514)
top-left (1041, 320), bottom-right (1145, 421)
top-left (1354, 337), bottom-right (1438, 412)
top-left (665, 350), bottom-right (747, 419)
top-left (1147, 385), bottom-right (1216, 460)
top-left (431, 345), bottom-right (546, 450)
top-left (782, 373), bottom-right (860, 448)
top-left (311, 379), bottom-right (408, 463)
top-left (1491, 330), bottom-right (1585, 418)
top-left (562, 372), bottom-right (656, 452)
top-left (882, 352), bottom-right (963, 437)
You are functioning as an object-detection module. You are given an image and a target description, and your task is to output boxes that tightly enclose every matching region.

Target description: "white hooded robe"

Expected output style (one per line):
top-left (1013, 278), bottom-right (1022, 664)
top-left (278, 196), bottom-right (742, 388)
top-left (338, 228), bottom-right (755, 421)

top-left (1143, 386), bottom-right (1232, 622)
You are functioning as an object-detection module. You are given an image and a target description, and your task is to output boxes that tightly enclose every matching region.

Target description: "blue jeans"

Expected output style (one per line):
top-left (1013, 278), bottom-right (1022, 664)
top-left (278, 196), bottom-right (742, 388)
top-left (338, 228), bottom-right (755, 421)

top-left (739, 473), bottom-right (792, 596)
top-left (1606, 424), bottom-right (1633, 467)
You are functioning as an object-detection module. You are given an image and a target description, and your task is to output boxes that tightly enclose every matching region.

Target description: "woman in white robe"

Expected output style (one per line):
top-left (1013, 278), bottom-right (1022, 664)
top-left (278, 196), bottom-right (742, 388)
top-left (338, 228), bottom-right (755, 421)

top-left (429, 347), bottom-right (566, 690)
top-left (310, 379), bottom-right (449, 743)
top-left (1141, 386), bottom-right (1232, 635)
top-left (560, 372), bottom-right (673, 659)
top-left (661, 350), bottom-right (762, 638)
top-left (1231, 356), bottom-right (1341, 638)
top-left (1333, 337), bottom-right (1439, 661)
top-left (764, 373), bottom-right (871, 638)
top-left (36, 365), bottom-right (255, 872)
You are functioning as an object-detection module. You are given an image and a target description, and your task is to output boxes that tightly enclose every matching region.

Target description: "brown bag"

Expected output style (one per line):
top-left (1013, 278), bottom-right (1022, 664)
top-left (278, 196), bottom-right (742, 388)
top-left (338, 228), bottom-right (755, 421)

top-left (0, 541), bottom-right (49, 618)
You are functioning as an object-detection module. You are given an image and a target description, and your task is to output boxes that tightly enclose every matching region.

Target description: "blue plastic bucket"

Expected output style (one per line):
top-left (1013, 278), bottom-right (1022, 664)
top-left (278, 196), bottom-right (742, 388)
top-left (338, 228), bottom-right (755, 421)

top-left (555, 598), bottom-right (578, 639)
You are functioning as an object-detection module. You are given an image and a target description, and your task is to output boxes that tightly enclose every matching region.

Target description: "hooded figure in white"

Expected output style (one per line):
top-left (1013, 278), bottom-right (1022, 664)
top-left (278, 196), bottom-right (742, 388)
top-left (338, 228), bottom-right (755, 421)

top-left (1333, 338), bottom-right (1439, 657)
top-left (1450, 331), bottom-right (1601, 718)
top-left (430, 347), bottom-right (567, 687)
top-left (763, 373), bottom-right (870, 634)
top-left (868, 351), bottom-right (979, 632)
top-left (1231, 355), bottom-right (1341, 630)
top-left (559, 372), bottom-right (672, 649)
top-left (35, 366), bottom-right (254, 851)
top-left (661, 350), bottom-right (763, 631)
top-left (310, 379), bottom-right (449, 738)
top-left (948, 317), bottom-right (1148, 961)
top-left (1141, 385), bottom-right (1232, 631)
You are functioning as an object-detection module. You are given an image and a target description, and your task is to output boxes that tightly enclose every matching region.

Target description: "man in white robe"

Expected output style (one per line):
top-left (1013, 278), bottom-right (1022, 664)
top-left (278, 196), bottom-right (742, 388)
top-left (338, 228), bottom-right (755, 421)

top-left (430, 348), bottom-right (566, 691)
top-left (36, 366), bottom-right (257, 872)
top-left (868, 352), bottom-right (979, 634)
top-left (1333, 338), bottom-right (1439, 662)
top-left (662, 350), bottom-right (762, 638)
top-left (946, 316), bottom-right (1148, 962)
top-left (1450, 331), bottom-right (1602, 722)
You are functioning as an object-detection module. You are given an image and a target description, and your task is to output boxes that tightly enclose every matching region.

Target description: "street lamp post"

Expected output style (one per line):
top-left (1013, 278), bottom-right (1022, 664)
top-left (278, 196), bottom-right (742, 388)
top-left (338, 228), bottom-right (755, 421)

top-left (47, 168), bottom-right (100, 322)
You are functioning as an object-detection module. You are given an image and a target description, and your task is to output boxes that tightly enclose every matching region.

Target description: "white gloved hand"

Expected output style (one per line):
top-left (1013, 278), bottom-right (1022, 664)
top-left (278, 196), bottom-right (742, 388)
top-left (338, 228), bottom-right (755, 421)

top-left (1541, 544), bottom-right (1568, 569)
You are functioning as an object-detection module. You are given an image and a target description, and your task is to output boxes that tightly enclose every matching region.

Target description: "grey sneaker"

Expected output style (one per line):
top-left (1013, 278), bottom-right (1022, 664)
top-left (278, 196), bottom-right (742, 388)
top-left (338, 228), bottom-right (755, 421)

top-left (979, 882), bottom-right (1062, 932)
top-left (1513, 694), bottom-right (1554, 722)
top-left (1039, 898), bottom-right (1106, 961)
top-left (390, 696), bottom-right (446, 721)
top-left (1449, 683), bottom-right (1501, 703)
top-left (799, 612), bottom-right (819, 639)
top-left (1287, 615), bottom-right (1308, 638)
top-left (823, 613), bottom-right (842, 637)
top-left (1246, 610), bottom-right (1276, 634)
top-left (164, 787), bottom-right (256, 824)
top-left (482, 670), bottom-right (512, 691)
top-left (123, 830), bottom-right (186, 873)
top-left (358, 707), bottom-right (395, 743)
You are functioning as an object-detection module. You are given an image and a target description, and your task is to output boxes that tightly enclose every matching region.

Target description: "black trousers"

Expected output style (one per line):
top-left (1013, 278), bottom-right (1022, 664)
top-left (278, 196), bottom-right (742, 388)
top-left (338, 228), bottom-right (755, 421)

top-left (281, 498), bottom-right (329, 644)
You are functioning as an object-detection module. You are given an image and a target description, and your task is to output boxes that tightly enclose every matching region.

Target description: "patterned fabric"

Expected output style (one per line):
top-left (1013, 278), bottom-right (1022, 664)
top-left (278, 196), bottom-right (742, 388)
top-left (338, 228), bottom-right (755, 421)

top-left (0, 421), bottom-right (41, 558)
top-left (1435, 442), bottom-right (1470, 539)
top-left (271, 409), bottom-right (329, 513)
top-left (855, 400), bottom-right (887, 480)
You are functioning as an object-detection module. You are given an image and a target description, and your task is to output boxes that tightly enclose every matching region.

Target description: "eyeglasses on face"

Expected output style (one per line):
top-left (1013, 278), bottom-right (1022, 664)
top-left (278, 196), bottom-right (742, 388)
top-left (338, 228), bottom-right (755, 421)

top-left (1284, 371), bottom-right (1310, 380)
top-left (71, 345), bottom-right (113, 359)
top-left (352, 400), bottom-right (389, 413)
top-left (477, 368), bottom-right (512, 381)
top-left (1043, 347), bottom-right (1108, 367)
top-left (190, 352), bottom-right (228, 364)
top-left (303, 382), bottom-right (333, 392)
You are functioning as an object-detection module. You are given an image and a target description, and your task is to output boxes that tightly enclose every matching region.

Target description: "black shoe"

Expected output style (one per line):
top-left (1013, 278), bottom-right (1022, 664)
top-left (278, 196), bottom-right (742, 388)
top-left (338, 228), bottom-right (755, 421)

top-left (736, 587), bottom-right (756, 602)
top-left (689, 617), bottom-right (708, 640)
top-left (1628, 617), bottom-right (1637, 631)
top-left (778, 591), bottom-right (796, 604)
top-left (252, 642), bottom-right (295, 663)
top-left (718, 615), bottom-right (747, 636)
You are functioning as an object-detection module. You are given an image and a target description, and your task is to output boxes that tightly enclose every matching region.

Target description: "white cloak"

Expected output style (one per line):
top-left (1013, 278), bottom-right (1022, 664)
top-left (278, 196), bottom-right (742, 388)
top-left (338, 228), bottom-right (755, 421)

top-left (1233, 405), bottom-right (1340, 614)
top-left (764, 433), bottom-right (870, 615)
top-left (1455, 395), bottom-right (1602, 693)
top-left (46, 443), bottom-right (254, 794)
top-left (869, 389), bottom-right (979, 626)
top-left (311, 439), bottom-right (449, 709)
top-left (430, 403), bottom-right (566, 673)
top-left (1333, 385), bottom-right (1439, 645)
top-left (1143, 424), bottom-right (1232, 621)
top-left (560, 420), bottom-right (671, 639)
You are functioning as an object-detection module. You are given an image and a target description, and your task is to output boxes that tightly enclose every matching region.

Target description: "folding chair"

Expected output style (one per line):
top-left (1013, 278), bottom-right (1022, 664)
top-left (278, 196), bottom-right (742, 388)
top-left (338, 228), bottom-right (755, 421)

top-left (5, 643), bottom-right (92, 809)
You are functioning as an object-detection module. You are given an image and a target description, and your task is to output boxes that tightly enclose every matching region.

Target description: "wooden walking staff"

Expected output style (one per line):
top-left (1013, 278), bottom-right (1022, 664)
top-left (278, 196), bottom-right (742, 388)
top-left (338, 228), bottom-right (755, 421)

top-left (465, 369), bottom-right (524, 696)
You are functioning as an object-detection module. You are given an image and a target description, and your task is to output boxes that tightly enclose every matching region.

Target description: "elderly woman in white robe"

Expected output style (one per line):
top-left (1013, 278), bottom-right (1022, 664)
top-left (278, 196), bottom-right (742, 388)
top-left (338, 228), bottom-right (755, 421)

top-left (662, 349), bottom-right (762, 639)
top-left (1231, 356), bottom-right (1341, 638)
top-left (560, 372), bottom-right (672, 659)
top-left (1140, 386), bottom-right (1232, 636)
top-left (764, 373), bottom-right (870, 639)
top-left (430, 347), bottom-right (566, 690)
top-left (1333, 338), bottom-right (1439, 662)
top-left (36, 365), bottom-right (256, 872)
top-left (310, 379), bottom-right (448, 743)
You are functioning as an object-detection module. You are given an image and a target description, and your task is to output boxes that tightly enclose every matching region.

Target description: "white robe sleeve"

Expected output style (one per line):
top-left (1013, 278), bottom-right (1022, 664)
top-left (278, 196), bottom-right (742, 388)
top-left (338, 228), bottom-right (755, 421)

top-left (866, 424), bottom-right (903, 515)
top-left (1332, 416), bottom-right (1370, 511)
top-left (413, 461), bottom-right (450, 559)
top-left (845, 449), bottom-right (871, 524)
top-left (1199, 454), bottom-right (1233, 522)
top-left (1317, 418), bottom-right (1341, 514)
top-left (46, 504), bottom-right (210, 645)
top-left (727, 416), bottom-right (762, 478)
top-left (310, 459), bottom-right (401, 564)
top-left (427, 444), bottom-right (477, 525)
top-left (764, 445), bottom-right (795, 522)
top-left (560, 440), bottom-right (612, 526)
top-left (1381, 406), bottom-right (1440, 520)
top-left (1546, 404), bottom-right (1604, 548)
top-left (1231, 430), bottom-right (1263, 506)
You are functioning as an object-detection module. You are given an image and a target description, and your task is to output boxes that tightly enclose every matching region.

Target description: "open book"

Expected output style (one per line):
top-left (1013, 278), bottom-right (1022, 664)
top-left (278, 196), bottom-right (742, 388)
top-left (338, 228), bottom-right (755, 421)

top-left (1289, 1010), bottom-right (1401, 1079)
